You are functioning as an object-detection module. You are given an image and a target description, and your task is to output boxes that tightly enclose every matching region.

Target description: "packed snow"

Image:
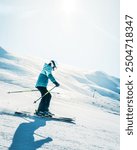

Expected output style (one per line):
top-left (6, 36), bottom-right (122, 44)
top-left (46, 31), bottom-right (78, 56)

top-left (0, 47), bottom-right (120, 150)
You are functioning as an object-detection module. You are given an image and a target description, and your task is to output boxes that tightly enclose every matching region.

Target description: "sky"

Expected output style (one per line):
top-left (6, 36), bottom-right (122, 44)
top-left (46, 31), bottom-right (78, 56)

top-left (0, 0), bottom-right (119, 77)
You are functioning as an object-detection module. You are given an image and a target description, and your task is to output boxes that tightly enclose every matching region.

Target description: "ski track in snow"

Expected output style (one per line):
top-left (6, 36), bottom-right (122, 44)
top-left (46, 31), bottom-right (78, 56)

top-left (0, 48), bottom-right (120, 150)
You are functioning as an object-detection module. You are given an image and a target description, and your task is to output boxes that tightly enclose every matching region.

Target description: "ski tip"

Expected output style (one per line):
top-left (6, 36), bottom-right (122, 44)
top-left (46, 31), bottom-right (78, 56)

top-left (15, 111), bottom-right (22, 115)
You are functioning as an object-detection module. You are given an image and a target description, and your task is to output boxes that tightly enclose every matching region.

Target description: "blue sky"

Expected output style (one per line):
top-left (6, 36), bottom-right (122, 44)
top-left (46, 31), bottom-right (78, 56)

top-left (0, 0), bottom-right (119, 77)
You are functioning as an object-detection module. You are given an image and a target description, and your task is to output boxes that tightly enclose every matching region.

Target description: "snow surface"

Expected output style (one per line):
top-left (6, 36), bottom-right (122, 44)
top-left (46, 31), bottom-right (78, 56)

top-left (0, 48), bottom-right (120, 150)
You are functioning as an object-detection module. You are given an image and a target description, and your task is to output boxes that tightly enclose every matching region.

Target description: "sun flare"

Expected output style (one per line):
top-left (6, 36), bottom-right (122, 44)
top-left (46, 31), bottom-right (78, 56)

top-left (62, 0), bottom-right (76, 15)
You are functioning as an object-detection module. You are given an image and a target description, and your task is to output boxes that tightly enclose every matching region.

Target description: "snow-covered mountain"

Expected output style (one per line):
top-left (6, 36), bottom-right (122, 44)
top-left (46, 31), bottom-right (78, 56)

top-left (0, 47), bottom-right (120, 150)
top-left (0, 47), bottom-right (120, 100)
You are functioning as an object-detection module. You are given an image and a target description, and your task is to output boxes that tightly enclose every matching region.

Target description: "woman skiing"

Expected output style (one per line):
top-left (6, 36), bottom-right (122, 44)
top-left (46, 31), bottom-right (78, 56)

top-left (35, 60), bottom-right (60, 116)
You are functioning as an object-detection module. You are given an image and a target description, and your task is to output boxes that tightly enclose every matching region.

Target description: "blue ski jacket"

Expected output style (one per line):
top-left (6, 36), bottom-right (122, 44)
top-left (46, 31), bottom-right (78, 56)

top-left (35, 63), bottom-right (56, 88)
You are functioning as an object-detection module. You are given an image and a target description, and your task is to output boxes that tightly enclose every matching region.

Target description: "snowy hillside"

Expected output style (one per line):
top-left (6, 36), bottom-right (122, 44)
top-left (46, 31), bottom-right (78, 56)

top-left (0, 47), bottom-right (120, 150)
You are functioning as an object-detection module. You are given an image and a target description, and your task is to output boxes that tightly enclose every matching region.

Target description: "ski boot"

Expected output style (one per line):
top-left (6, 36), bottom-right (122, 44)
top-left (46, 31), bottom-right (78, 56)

top-left (35, 110), bottom-right (54, 118)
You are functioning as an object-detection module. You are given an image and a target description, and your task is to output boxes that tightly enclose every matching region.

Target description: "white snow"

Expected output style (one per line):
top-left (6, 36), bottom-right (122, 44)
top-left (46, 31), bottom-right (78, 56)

top-left (0, 48), bottom-right (119, 150)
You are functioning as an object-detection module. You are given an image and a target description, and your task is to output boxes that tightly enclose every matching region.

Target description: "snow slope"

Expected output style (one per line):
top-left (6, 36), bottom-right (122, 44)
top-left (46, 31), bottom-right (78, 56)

top-left (0, 47), bottom-right (120, 150)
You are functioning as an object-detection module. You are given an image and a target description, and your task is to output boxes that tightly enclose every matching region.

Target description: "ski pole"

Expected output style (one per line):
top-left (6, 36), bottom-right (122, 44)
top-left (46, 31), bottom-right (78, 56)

top-left (7, 89), bottom-right (38, 94)
top-left (33, 86), bottom-right (56, 104)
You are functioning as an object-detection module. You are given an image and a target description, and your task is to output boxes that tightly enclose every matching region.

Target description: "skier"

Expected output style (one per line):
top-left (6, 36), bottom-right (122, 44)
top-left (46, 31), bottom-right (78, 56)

top-left (35, 60), bottom-right (60, 116)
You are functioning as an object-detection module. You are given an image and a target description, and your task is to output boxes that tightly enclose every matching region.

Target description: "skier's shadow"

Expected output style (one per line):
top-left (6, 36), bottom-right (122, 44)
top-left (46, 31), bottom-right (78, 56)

top-left (9, 117), bottom-right (53, 150)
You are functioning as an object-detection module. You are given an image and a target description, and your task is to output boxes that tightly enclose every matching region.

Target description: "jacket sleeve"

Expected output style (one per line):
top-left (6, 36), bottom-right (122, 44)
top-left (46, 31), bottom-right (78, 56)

top-left (44, 64), bottom-right (56, 83)
top-left (48, 74), bottom-right (56, 83)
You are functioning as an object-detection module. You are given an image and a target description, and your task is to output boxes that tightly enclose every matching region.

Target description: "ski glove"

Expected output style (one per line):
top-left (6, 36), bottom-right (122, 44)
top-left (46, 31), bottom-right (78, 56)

top-left (54, 81), bottom-right (60, 87)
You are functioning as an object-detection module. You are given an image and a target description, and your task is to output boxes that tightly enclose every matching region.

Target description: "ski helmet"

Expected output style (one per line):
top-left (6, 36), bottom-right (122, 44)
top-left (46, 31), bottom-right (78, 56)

top-left (49, 60), bottom-right (57, 71)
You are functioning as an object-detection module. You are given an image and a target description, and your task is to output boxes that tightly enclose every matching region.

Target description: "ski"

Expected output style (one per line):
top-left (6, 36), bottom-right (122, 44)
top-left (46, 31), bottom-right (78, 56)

top-left (14, 111), bottom-right (75, 124)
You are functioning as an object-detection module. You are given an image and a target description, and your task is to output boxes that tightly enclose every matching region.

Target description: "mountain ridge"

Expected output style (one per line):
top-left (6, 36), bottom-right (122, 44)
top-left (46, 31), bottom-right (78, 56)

top-left (0, 47), bottom-right (120, 100)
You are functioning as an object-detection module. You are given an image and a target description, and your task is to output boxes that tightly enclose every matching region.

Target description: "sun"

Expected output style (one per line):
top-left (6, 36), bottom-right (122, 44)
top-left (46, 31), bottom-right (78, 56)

top-left (62, 0), bottom-right (76, 15)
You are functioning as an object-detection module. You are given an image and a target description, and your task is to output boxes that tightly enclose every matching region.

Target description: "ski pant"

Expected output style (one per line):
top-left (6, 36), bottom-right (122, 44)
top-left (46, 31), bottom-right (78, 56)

top-left (37, 86), bottom-right (52, 112)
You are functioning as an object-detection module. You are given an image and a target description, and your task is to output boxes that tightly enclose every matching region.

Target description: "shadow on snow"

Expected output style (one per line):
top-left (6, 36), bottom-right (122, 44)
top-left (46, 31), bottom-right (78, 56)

top-left (9, 117), bottom-right (53, 150)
